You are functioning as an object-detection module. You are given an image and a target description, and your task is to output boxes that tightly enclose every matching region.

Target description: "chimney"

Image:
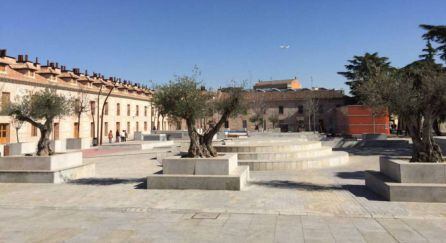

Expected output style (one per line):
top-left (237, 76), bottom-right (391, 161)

top-left (46, 60), bottom-right (50, 66)
top-left (24, 55), bottom-right (28, 62)
top-left (18, 55), bottom-right (24, 62)
top-left (50, 62), bottom-right (54, 68)
top-left (0, 49), bottom-right (6, 58)
top-left (73, 68), bottom-right (80, 75)
top-left (55, 62), bottom-right (59, 69)
top-left (85, 70), bottom-right (88, 76)
top-left (35, 57), bottom-right (39, 64)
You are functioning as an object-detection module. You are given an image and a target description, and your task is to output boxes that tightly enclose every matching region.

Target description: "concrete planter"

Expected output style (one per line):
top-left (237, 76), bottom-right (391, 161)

top-left (0, 151), bottom-right (95, 183)
top-left (366, 156), bottom-right (446, 202)
top-left (147, 153), bottom-right (249, 190)
top-left (0, 152), bottom-right (83, 171)
top-left (5, 142), bottom-right (37, 156)
top-left (362, 133), bottom-right (387, 140)
top-left (66, 138), bottom-right (91, 150)
top-left (434, 136), bottom-right (446, 154)
top-left (50, 140), bottom-right (67, 153)
top-left (142, 134), bottom-right (167, 141)
top-left (163, 153), bottom-right (238, 175)
top-left (134, 131), bottom-right (143, 141)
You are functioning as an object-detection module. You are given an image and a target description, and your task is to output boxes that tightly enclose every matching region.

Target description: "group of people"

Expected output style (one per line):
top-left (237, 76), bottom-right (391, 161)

top-left (107, 130), bottom-right (128, 143)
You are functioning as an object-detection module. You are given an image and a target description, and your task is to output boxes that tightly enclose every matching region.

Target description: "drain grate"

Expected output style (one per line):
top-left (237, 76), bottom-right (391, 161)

top-left (191, 212), bottom-right (220, 219)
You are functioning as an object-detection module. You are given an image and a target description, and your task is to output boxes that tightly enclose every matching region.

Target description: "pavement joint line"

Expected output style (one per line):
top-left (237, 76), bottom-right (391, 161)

top-left (0, 204), bottom-right (444, 221)
top-left (398, 217), bottom-right (430, 242)
top-left (374, 218), bottom-right (405, 243)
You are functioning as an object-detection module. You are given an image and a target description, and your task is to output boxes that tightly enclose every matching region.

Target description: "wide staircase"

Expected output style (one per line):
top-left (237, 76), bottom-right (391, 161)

top-left (214, 138), bottom-right (349, 171)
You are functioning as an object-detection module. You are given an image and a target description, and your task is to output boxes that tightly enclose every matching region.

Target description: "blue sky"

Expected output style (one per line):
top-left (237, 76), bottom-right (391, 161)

top-left (1, 0), bottom-right (445, 92)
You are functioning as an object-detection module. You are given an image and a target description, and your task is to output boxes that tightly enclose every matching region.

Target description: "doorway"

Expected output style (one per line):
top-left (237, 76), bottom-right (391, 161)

top-left (53, 123), bottom-right (60, 140)
top-left (0, 123), bottom-right (10, 144)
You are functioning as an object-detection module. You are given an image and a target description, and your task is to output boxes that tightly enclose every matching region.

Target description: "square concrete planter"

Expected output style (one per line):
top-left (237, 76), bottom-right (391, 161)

top-left (66, 138), bottom-right (91, 150)
top-left (434, 136), bottom-right (446, 154)
top-left (142, 134), bottom-right (168, 141)
top-left (0, 151), bottom-right (95, 183)
top-left (366, 156), bottom-right (446, 202)
top-left (147, 153), bottom-right (249, 190)
top-left (379, 157), bottom-right (446, 183)
top-left (50, 140), bottom-right (67, 153)
top-left (163, 153), bottom-right (238, 175)
top-left (5, 142), bottom-right (37, 156)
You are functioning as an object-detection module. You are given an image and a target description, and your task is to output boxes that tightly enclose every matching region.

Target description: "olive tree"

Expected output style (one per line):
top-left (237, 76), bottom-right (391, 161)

top-left (355, 45), bottom-right (445, 162)
top-left (8, 89), bottom-right (72, 156)
top-left (153, 72), bottom-right (246, 158)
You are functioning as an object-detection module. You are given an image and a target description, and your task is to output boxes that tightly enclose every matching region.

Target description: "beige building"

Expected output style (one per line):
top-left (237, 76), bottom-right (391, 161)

top-left (0, 50), bottom-right (168, 144)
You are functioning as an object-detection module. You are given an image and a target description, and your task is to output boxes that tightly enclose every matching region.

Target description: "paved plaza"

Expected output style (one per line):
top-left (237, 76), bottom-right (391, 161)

top-left (1, 143), bottom-right (446, 242)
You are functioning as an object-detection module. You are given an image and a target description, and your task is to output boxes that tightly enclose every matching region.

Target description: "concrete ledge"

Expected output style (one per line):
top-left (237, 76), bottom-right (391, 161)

top-left (142, 134), bottom-right (168, 141)
top-left (365, 171), bottom-right (446, 202)
top-left (236, 147), bottom-right (333, 160)
top-left (214, 141), bottom-right (321, 153)
top-left (5, 142), bottom-right (37, 156)
top-left (380, 157), bottom-right (446, 183)
top-left (163, 153), bottom-right (237, 175)
top-left (50, 140), bottom-right (67, 153)
top-left (434, 136), bottom-right (446, 154)
top-left (147, 166), bottom-right (249, 190)
top-left (0, 162), bottom-right (95, 183)
top-left (66, 138), bottom-right (91, 150)
top-left (0, 151), bottom-right (83, 171)
top-left (239, 151), bottom-right (349, 171)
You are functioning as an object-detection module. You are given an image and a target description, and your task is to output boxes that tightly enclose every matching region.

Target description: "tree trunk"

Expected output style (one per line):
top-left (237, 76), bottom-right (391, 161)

top-left (185, 119), bottom-right (210, 158)
top-left (15, 128), bottom-right (20, 143)
top-left (407, 115), bottom-right (443, 162)
top-left (77, 114), bottom-right (81, 138)
top-left (37, 124), bottom-right (53, 156)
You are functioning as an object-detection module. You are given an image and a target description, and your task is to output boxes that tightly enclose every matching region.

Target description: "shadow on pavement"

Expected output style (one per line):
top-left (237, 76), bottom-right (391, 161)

top-left (251, 180), bottom-right (385, 201)
top-left (336, 171), bottom-right (365, 180)
top-left (69, 177), bottom-right (145, 186)
top-left (335, 146), bottom-right (412, 156)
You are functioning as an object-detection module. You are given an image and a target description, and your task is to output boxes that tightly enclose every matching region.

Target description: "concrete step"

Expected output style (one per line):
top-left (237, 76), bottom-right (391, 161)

top-left (214, 141), bottom-right (322, 153)
top-left (238, 151), bottom-right (349, 171)
top-left (236, 147), bottom-right (333, 160)
top-left (365, 171), bottom-right (446, 202)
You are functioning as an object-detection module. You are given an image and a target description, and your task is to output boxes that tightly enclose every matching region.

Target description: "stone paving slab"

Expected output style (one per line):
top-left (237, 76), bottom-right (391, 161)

top-left (1, 146), bottom-right (446, 242)
top-left (1, 207), bottom-right (446, 242)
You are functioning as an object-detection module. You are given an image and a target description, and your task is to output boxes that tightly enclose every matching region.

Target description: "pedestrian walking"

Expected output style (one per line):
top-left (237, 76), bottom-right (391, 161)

top-left (108, 130), bottom-right (113, 143)
top-left (115, 129), bottom-right (120, 142)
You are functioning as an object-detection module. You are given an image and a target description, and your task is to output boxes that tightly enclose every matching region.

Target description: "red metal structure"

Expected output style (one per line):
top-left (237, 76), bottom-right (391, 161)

top-left (335, 105), bottom-right (389, 136)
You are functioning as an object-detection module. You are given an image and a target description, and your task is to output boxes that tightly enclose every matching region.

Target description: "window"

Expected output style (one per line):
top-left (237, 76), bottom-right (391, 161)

top-left (104, 122), bottom-right (108, 135)
top-left (224, 121), bottom-right (229, 129)
top-left (144, 121), bottom-right (148, 131)
top-left (104, 102), bottom-right (108, 115)
top-left (1, 92), bottom-right (10, 111)
top-left (127, 122), bottom-right (130, 133)
top-left (298, 105), bottom-right (304, 114)
top-left (136, 122), bottom-right (139, 132)
top-left (279, 106), bottom-right (284, 114)
top-left (31, 125), bottom-right (37, 137)
top-left (0, 65), bottom-right (6, 73)
top-left (242, 120), bottom-right (247, 129)
top-left (136, 105), bottom-right (139, 116)
top-left (116, 103), bottom-right (120, 116)
top-left (144, 106), bottom-right (148, 117)
top-left (90, 101), bottom-right (96, 115)
top-left (127, 104), bottom-right (130, 116)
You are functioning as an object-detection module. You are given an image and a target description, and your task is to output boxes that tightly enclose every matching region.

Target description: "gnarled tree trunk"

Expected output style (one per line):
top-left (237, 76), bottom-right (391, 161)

top-left (37, 122), bottom-right (53, 156)
top-left (407, 114), bottom-right (443, 162)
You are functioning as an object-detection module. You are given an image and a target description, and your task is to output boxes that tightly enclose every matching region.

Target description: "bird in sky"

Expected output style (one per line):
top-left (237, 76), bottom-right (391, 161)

top-left (280, 45), bottom-right (290, 49)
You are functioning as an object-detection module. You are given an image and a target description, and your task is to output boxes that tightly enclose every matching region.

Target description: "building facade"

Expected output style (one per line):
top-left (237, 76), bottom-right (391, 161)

top-left (0, 50), bottom-right (168, 144)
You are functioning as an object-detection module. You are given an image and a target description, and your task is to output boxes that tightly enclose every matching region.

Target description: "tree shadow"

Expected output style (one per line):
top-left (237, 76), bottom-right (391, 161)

top-left (334, 146), bottom-right (412, 156)
top-left (69, 177), bottom-right (145, 186)
top-left (250, 180), bottom-right (385, 201)
top-left (336, 171), bottom-right (365, 180)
